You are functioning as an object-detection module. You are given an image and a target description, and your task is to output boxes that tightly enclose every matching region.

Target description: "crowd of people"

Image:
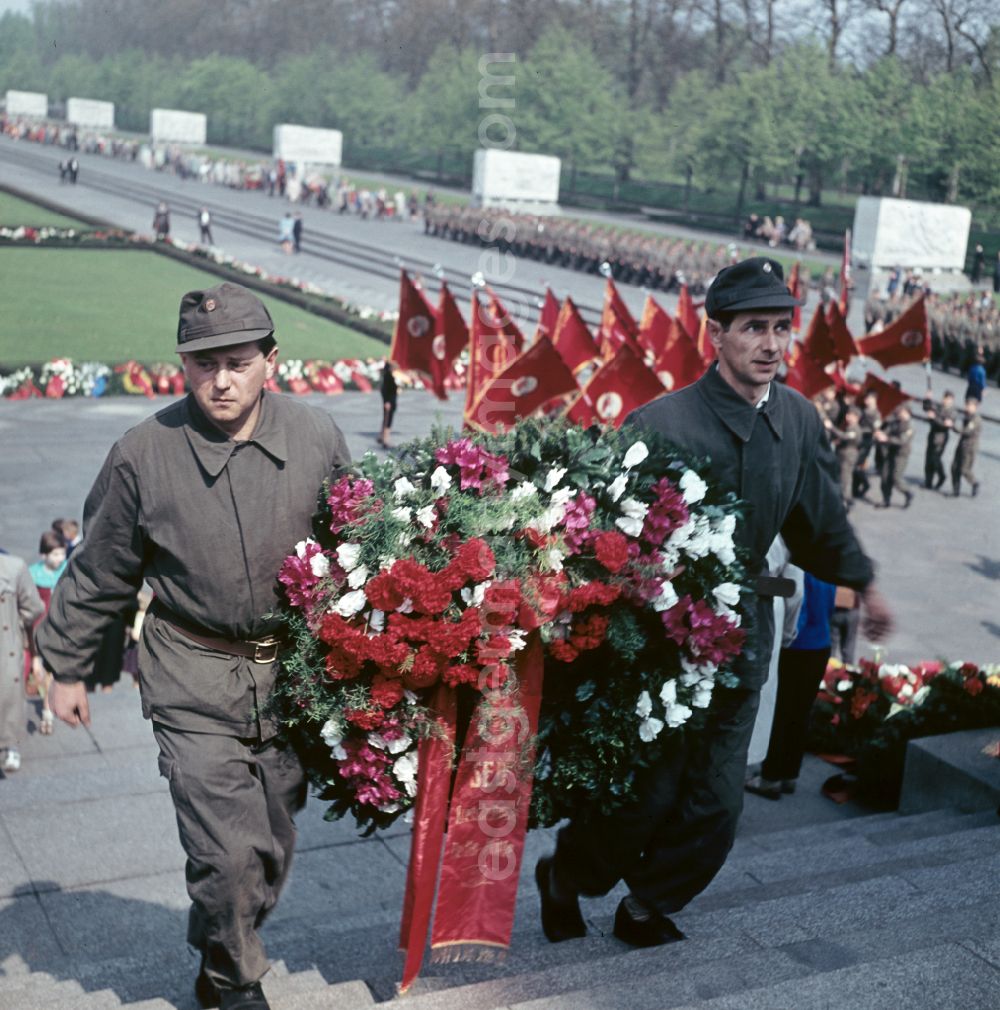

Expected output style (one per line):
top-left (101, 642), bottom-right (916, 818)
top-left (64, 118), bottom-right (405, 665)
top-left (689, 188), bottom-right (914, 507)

top-left (0, 518), bottom-right (149, 776)
top-left (424, 204), bottom-right (743, 293)
top-left (743, 212), bottom-right (816, 251)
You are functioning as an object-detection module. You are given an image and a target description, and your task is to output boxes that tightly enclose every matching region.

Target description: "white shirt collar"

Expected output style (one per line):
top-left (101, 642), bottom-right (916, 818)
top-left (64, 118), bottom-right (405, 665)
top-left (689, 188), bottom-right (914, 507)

top-left (755, 384), bottom-right (771, 410)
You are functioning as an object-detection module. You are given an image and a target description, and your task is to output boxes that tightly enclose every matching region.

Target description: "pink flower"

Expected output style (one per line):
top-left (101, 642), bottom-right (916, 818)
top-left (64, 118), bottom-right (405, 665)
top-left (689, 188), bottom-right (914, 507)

top-left (662, 594), bottom-right (745, 666)
top-left (328, 477), bottom-right (377, 532)
top-left (435, 438), bottom-right (509, 493)
top-left (642, 478), bottom-right (690, 547)
top-left (562, 492), bottom-right (596, 553)
top-left (278, 541), bottom-right (338, 611)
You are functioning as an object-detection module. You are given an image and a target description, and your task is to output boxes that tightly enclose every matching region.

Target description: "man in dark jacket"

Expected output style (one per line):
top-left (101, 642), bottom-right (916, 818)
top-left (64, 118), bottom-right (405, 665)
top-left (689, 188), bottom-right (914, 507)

top-left (536, 257), bottom-right (892, 948)
top-left (923, 391), bottom-right (956, 490)
top-left (37, 283), bottom-right (351, 1010)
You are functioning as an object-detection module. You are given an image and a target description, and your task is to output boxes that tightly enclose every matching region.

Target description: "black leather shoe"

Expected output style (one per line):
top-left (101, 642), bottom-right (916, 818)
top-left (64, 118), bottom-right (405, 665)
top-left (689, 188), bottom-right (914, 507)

top-left (613, 898), bottom-right (685, 948)
top-left (535, 856), bottom-right (586, 942)
top-left (219, 981), bottom-right (270, 1010)
top-left (195, 958), bottom-right (220, 1009)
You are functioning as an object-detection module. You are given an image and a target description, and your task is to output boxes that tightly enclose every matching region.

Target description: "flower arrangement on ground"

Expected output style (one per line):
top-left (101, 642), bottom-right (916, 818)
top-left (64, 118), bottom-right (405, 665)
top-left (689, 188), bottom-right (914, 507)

top-left (271, 418), bottom-right (750, 834)
top-left (809, 657), bottom-right (1000, 804)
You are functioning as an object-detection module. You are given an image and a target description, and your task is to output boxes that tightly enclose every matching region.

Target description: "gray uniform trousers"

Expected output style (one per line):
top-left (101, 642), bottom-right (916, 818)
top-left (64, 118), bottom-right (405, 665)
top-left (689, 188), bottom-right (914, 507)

top-left (153, 723), bottom-right (307, 989)
top-left (553, 684), bottom-right (760, 915)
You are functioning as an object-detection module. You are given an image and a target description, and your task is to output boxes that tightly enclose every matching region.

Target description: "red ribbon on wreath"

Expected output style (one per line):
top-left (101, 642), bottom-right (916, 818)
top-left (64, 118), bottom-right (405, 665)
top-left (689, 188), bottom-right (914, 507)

top-left (399, 632), bottom-right (544, 992)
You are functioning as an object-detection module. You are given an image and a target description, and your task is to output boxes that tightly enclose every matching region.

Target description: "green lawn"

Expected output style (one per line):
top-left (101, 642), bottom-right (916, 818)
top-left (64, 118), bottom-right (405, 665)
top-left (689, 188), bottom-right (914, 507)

top-left (0, 191), bottom-right (87, 228)
top-left (0, 249), bottom-right (388, 366)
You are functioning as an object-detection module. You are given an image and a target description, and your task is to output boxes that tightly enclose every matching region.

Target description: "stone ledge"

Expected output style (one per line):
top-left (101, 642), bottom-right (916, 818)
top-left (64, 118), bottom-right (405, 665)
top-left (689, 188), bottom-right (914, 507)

top-left (899, 728), bottom-right (1000, 814)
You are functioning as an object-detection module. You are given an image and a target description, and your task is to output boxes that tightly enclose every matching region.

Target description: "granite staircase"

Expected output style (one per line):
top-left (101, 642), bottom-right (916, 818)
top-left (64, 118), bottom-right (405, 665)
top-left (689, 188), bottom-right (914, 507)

top-left (2, 690), bottom-right (998, 1010)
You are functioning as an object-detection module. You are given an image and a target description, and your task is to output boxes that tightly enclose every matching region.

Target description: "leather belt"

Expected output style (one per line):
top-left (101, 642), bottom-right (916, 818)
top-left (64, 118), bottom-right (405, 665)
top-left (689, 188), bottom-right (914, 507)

top-left (755, 575), bottom-right (797, 598)
top-left (151, 601), bottom-right (280, 663)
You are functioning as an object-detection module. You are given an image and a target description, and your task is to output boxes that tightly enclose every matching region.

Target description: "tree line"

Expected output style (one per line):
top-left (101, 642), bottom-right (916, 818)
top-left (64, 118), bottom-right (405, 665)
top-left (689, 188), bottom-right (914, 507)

top-left (2, 0), bottom-right (999, 223)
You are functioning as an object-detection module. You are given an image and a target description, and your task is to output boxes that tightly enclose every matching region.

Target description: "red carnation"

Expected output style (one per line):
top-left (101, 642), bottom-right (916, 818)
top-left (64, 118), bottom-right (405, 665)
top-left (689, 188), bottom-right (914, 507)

top-left (549, 639), bottom-right (580, 663)
top-left (403, 648), bottom-right (444, 689)
top-left (594, 531), bottom-right (629, 573)
top-left (344, 708), bottom-right (384, 730)
top-left (570, 613), bottom-right (609, 652)
top-left (371, 676), bottom-right (406, 709)
top-left (442, 663), bottom-right (481, 688)
top-left (964, 676), bottom-right (984, 696)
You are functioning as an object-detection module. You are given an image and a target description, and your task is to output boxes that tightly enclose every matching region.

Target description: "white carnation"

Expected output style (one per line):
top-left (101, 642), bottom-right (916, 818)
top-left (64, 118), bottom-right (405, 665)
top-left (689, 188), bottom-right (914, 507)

top-left (615, 515), bottom-right (645, 537)
top-left (334, 589), bottom-right (367, 618)
top-left (368, 609), bottom-right (385, 633)
top-left (622, 441), bottom-right (649, 469)
top-left (309, 552), bottom-right (330, 578)
top-left (510, 480), bottom-right (538, 501)
top-left (391, 506), bottom-right (413, 523)
top-left (294, 538), bottom-right (315, 559)
top-left (430, 466), bottom-right (452, 493)
top-left (320, 719), bottom-right (347, 760)
top-left (712, 583), bottom-right (741, 608)
top-left (660, 679), bottom-right (678, 706)
top-left (691, 679), bottom-right (714, 709)
top-left (545, 547), bottom-right (565, 572)
top-left (336, 543), bottom-right (362, 572)
top-left (347, 564), bottom-right (369, 589)
top-left (607, 473), bottom-right (628, 502)
top-left (460, 581), bottom-right (490, 606)
top-left (679, 470), bottom-right (707, 504)
top-left (544, 467), bottom-right (567, 492)
top-left (651, 579), bottom-right (679, 612)
top-left (394, 751), bottom-right (419, 797)
top-left (416, 504), bottom-right (436, 529)
top-left (636, 690), bottom-right (653, 719)
top-left (664, 701), bottom-right (693, 728)
top-left (639, 716), bottom-right (665, 742)
top-left (394, 476), bottom-right (417, 500)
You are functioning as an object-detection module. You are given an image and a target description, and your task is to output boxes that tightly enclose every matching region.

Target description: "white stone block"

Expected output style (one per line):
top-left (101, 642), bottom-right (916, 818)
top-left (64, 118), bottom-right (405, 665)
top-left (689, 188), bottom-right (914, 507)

top-left (273, 124), bottom-right (343, 168)
top-left (150, 108), bottom-right (207, 145)
top-left (66, 97), bottom-right (115, 130)
top-left (472, 149), bottom-right (561, 211)
top-left (5, 90), bottom-right (48, 119)
top-left (852, 197), bottom-right (971, 271)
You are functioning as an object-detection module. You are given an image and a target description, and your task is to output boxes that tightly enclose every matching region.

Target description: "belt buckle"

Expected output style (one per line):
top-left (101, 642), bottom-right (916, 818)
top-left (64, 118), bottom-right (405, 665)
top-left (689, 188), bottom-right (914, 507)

top-left (253, 637), bottom-right (279, 664)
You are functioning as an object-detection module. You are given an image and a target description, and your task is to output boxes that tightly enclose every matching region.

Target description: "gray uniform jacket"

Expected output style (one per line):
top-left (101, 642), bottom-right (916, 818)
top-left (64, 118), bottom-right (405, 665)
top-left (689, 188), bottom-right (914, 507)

top-left (627, 364), bottom-right (874, 689)
top-left (36, 392), bottom-right (350, 736)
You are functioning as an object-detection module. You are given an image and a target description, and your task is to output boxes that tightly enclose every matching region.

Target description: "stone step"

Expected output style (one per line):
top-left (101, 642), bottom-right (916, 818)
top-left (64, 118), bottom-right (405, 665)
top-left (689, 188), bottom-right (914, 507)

top-left (655, 941), bottom-right (1000, 1010)
top-left (734, 805), bottom-right (984, 853)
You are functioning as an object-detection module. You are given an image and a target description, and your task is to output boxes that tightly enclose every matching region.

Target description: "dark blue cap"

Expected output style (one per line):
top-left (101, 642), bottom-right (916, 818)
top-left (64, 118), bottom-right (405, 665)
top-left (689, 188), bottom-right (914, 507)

top-left (705, 257), bottom-right (801, 320)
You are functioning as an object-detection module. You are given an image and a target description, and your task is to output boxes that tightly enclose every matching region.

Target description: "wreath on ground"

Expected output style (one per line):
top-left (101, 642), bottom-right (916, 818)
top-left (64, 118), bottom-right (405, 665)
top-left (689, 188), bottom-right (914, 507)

top-left (271, 419), bottom-right (750, 832)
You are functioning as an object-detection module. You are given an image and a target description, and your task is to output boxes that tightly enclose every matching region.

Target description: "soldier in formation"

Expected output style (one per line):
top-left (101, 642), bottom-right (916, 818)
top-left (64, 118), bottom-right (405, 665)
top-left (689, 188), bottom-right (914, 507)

top-left (951, 398), bottom-right (981, 497)
top-left (424, 205), bottom-right (739, 293)
top-left (922, 390), bottom-right (956, 491)
top-left (874, 405), bottom-right (915, 509)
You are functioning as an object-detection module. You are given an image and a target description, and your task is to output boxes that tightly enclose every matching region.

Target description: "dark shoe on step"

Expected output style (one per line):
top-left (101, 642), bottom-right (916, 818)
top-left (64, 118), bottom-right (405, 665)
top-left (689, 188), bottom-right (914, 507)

top-left (535, 856), bottom-right (586, 942)
top-left (613, 898), bottom-right (685, 948)
top-left (744, 774), bottom-right (782, 800)
top-left (902, 491), bottom-right (913, 509)
top-left (219, 981), bottom-right (270, 1010)
top-left (195, 958), bottom-right (220, 1009)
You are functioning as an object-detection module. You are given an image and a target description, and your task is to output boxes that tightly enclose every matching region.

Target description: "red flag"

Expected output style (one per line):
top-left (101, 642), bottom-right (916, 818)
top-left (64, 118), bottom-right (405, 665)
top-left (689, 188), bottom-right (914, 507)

top-left (598, 279), bottom-right (641, 358)
top-left (485, 287), bottom-right (525, 353)
top-left (802, 303), bottom-right (836, 368)
top-left (825, 300), bottom-right (859, 363)
top-left (677, 284), bottom-right (700, 344)
top-left (787, 261), bottom-right (803, 333)
top-left (464, 292), bottom-right (521, 422)
top-left (696, 314), bottom-right (716, 366)
top-left (428, 281), bottom-right (469, 398)
top-left (637, 296), bottom-right (670, 360)
top-left (639, 298), bottom-right (704, 391)
top-left (857, 296), bottom-right (930, 369)
top-left (467, 336), bottom-right (578, 433)
top-left (551, 297), bottom-right (599, 374)
top-left (565, 344), bottom-right (664, 428)
top-left (389, 270), bottom-right (438, 378)
top-left (536, 287), bottom-right (560, 340)
top-left (859, 371), bottom-right (911, 418)
top-left (839, 230), bottom-right (852, 315)
top-left (784, 341), bottom-right (835, 400)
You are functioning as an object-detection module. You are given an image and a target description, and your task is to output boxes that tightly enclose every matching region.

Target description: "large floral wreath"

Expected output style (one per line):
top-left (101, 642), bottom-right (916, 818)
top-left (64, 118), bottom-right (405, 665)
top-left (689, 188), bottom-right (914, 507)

top-left (271, 419), bottom-right (750, 833)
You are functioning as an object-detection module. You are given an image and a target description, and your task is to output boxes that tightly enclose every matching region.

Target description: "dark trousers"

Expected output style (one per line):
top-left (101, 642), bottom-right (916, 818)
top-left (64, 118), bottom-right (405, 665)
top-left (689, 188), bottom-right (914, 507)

top-left (760, 647), bottom-right (831, 782)
top-left (553, 686), bottom-right (759, 916)
top-left (153, 724), bottom-right (307, 989)
top-left (924, 443), bottom-right (946, 489)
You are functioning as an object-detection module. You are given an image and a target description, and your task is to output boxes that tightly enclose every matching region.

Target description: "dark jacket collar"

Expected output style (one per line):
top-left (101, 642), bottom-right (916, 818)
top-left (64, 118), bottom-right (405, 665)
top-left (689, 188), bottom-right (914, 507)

top-left (184, 392), bottom-right (289, 477)
top-left (695, 364), bottom-right (784, 442)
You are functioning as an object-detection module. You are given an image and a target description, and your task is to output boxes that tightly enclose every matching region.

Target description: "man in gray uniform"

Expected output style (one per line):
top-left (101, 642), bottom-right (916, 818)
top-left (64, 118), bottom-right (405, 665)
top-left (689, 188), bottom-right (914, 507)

top-left (37, 282), bottom-right (350, 1010)
top-left (536, 257), bottom-right (892, 947)
top-left (951, 397), bottom-right (981, 497)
